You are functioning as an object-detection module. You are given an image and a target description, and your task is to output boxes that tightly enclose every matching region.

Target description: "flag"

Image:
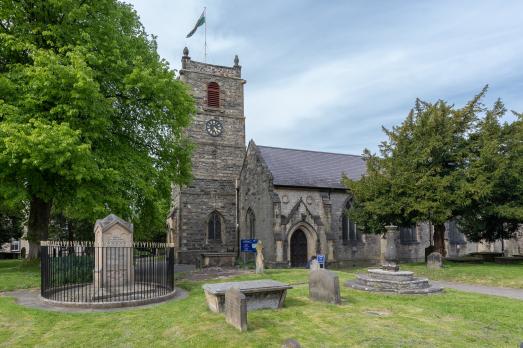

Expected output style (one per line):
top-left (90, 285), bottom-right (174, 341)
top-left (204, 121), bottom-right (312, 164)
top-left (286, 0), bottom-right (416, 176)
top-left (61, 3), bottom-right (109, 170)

top-left (186, 10), bottom-right (206, 38)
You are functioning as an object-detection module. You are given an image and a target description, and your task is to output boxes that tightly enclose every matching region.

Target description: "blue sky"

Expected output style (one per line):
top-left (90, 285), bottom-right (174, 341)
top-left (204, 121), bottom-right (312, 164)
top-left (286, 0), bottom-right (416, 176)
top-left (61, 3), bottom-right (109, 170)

top-left (127, 0), bottom-right (523, 155)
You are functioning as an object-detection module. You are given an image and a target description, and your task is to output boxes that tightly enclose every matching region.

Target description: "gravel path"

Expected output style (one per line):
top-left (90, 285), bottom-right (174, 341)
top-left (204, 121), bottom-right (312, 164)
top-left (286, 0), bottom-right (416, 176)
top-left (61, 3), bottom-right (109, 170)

top-left (432, 281), bottom-right (523, 300)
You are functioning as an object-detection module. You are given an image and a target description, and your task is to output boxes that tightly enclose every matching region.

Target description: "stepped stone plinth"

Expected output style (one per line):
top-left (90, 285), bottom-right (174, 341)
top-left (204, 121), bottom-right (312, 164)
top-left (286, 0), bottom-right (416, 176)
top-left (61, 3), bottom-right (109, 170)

top-left (346, 265), bottom-right (442, 294)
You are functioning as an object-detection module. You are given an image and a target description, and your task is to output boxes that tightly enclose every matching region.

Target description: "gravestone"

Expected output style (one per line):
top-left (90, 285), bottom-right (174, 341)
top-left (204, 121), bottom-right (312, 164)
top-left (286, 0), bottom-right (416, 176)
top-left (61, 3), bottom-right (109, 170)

top-left (309, 269), bottom-right (341, 304)
top-left (427, 252), bottom-right (443, 270)
top-left (310, 259), bottom-right (320, 271)
top-left (224, 287), bottom-right (247, 332)
top-left (93, 214), bottom-right (134, 288)
top-left (255, 241), bottom-right (264, 274)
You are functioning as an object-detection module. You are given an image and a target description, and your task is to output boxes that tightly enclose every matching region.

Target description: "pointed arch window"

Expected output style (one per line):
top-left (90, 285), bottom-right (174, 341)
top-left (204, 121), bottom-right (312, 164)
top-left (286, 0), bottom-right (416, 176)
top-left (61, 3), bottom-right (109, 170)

top-left (208, 211), bottom-right (222, 241)
top-left (207, 82), bottom-right (220, 108)
top-left (342, 201), bottom-right (358, 243)
top-left (246, 208), bottom-right (255, 239)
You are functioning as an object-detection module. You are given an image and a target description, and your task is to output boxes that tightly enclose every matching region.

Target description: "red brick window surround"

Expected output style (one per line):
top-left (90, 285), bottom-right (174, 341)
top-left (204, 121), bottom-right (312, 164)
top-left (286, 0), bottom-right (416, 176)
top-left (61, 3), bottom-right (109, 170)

top-left (207, 82), bottom-right (220, 107)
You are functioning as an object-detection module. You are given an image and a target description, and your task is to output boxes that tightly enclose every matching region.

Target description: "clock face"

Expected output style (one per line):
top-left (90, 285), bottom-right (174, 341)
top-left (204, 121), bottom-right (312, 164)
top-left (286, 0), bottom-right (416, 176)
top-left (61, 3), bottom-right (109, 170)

top-left (206, 119), bottom-right (223, 137)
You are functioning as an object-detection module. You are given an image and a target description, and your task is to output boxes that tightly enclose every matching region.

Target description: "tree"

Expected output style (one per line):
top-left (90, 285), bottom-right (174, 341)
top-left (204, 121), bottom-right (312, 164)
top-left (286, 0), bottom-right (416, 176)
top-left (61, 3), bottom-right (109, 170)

top-left (0, 1), bottom-right (194, 256)
top-left (458, 107), bottom-right (523, 245)
top-left (344, 88), bottom-right (487, 256)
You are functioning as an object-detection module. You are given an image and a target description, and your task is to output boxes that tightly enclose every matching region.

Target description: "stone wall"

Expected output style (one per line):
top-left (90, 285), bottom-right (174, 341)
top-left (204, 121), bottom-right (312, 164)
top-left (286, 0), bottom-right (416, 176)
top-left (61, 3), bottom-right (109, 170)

top-left (238, 141), bottom-right (276, 262)
top-left (173, 49), bottom-right (246, 264)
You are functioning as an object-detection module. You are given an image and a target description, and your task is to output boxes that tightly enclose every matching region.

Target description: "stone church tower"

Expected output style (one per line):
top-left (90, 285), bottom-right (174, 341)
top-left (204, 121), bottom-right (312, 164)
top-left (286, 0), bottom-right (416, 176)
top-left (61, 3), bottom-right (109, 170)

top-left (167, 47), bottom-right (246, 265)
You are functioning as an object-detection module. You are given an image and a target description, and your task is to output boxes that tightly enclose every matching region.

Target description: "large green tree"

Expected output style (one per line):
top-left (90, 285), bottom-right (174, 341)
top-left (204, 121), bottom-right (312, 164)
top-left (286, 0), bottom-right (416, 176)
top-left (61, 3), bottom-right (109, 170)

top-left (458, 106), bottom-right (523, 244)
top-left (0, 0), bottom-right (194, 256)
top-left (344, 89), bottom-right (488, 256)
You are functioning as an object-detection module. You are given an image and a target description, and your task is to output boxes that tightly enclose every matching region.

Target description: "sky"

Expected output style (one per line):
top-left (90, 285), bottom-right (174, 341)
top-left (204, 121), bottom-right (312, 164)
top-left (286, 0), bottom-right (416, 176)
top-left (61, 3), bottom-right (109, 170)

top-left (127, 0), bottom-right (523, 155)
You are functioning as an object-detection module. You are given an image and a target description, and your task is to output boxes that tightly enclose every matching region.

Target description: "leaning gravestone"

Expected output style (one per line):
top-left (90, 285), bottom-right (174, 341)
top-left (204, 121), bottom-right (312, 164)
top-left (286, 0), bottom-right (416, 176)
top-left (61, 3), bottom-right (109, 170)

top-left (427, 252), bottom-right (443, 270)
top-left (309, 269), bottom-right (341, 304)
top-left (93, 214), bottom-right (134, 289)
top-left (224, 287), bottom-right (247, 332)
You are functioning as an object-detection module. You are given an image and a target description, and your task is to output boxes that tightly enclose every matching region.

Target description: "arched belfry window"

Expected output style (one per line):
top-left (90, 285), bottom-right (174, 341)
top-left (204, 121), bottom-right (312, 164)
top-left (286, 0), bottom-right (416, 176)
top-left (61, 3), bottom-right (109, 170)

top-left (208, 211), bottom-right (222, 241)
top-left (246, 208), bottom-right (255, 239)
top-left (342, 200), bottom-right (358, 243)
top-left (207, 82), bottom-right (220, 108)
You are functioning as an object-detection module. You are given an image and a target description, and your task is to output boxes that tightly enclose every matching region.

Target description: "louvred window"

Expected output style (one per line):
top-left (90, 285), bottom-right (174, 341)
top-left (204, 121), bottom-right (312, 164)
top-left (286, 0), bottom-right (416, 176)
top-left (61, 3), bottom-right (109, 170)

top-left (207, 82), bottom-right (220, 107)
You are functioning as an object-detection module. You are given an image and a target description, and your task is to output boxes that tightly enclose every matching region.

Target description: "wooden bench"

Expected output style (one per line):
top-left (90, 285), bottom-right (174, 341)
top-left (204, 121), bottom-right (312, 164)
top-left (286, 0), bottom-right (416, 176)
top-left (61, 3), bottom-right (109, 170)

top-left (202, 280), bottom-right (292, 313)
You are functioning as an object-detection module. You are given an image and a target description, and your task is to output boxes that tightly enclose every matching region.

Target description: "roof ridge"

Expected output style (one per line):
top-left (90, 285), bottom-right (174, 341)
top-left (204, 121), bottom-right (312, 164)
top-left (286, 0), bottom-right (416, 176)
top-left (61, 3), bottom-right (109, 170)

top-left (257, 145), bottom-right (362, 158)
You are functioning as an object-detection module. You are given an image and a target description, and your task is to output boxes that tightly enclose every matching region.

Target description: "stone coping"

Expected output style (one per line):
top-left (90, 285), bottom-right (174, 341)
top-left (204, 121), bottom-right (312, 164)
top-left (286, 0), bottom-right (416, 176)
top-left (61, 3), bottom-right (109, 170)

top-left (367, 269), bottom-right (414, 276)
top-left (1, 287), bottom-right (188, 312)
top-left (346, 281), bottom-right (443, 294)
top-left (39, 289), bottom-right (177, 309)
top-left (203, 280), bottom-right (292, 295)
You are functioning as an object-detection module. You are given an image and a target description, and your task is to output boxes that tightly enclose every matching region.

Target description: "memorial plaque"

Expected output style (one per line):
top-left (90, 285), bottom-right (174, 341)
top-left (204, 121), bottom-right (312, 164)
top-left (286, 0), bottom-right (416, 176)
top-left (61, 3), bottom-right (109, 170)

top-left (309, 269), bottom-right (341, 304)
top-left (93, 214), bottom-right (134, 288)
top-left (224, 287), bottom-right (247, 332)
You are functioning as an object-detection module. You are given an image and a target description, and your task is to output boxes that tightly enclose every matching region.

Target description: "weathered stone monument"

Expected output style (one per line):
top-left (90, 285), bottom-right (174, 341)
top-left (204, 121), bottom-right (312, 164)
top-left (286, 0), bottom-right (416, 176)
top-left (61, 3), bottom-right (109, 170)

top-left (255, 240), bottom-right (264, 274)
top-left (224, 287), bottom-right (248, 332)
top-left (347, 225), bottom-right (442, 294)
top-left (203, 280), bottom-right (292, 313)
top-left (309, 269), bottom-right (341, 304)
top-left (309, 258), bottom-right (320, 271)
top-left (427, 252), bottom-right (443, 270)
top-left (93, 214), bottom-right (134, 289)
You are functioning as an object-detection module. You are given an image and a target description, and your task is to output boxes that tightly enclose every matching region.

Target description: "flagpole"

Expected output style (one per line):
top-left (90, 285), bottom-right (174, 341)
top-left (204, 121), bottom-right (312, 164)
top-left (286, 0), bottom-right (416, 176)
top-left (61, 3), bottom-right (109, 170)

top-left (204, 7), bottom-right (207, 63)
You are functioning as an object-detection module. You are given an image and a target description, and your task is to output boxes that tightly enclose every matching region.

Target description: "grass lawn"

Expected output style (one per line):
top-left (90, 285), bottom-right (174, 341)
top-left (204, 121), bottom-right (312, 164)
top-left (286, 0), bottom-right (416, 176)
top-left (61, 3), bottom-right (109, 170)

top-left (0, 259), bottom-right (40, 291)
top-left (1, 261), bottom-right (523, 347)
top-left (399, 261), bottom-right (523, 289)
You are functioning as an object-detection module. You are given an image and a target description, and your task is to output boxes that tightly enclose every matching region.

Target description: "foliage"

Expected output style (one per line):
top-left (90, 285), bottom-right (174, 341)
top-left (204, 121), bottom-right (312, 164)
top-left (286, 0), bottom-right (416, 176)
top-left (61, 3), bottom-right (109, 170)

top-left (0, 202), bottom-right (24, 244)
top-left (458, 108), bottom-right (523, 242)
top-left (0, 1), bottom-right (194, 245)
top-left (343, 87), bottom-right (522, 252)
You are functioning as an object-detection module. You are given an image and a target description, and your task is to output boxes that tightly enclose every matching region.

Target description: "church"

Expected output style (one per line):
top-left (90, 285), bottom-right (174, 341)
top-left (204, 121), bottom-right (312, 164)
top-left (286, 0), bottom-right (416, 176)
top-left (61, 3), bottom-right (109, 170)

top-left (166, 48), bottom-right (522, 267)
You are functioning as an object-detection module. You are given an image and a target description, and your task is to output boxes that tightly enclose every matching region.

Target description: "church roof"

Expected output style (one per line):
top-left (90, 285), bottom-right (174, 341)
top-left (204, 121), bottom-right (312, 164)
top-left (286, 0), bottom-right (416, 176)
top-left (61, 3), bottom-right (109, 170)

top-left (257, 145), bottom-right (366, 189)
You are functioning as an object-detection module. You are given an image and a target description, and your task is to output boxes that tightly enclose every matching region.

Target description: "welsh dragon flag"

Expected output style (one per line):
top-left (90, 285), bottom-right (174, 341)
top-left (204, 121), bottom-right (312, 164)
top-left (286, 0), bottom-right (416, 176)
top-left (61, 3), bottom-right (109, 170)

top-left (186, 10), bottom-right (206, 38)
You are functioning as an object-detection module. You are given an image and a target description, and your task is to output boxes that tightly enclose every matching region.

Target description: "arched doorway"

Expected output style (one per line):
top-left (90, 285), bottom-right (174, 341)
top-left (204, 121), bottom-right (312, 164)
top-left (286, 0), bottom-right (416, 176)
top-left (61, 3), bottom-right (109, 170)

top-left (290, 229), bottom-right (308, 267)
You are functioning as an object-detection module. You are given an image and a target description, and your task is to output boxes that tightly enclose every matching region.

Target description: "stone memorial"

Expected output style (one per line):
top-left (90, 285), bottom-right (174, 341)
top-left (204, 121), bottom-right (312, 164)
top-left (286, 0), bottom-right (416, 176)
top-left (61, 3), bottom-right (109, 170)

top-left (224, 287), bottom-right (248, 332)
top-left (427, 251), bottom-right (443, 270)
top-left (346, 268), bottom-right (442, 294)
top-left (255, 240), bottom-right (264, 274)
top-left (309, 269), bottom-right (341, 304)
top-left (93, 214), bottom-right (134, 289)
top-left (309, 259), bottom-right (320, 271)
top-left (203, 279), bottom-right (292, 313)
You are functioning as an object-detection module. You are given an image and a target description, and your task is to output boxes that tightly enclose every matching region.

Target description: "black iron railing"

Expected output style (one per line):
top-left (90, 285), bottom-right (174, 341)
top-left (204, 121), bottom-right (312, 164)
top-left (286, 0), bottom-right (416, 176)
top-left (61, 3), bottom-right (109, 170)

top-left (40, 241), bottom-right (175, 303)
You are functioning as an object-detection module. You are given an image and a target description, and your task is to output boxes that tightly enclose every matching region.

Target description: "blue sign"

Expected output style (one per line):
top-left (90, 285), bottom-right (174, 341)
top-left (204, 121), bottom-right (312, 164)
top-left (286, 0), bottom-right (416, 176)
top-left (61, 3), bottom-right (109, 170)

top-left (240, 239), bottom-right (258, 253)
top-left (317, 254), bottom-right (326, 266)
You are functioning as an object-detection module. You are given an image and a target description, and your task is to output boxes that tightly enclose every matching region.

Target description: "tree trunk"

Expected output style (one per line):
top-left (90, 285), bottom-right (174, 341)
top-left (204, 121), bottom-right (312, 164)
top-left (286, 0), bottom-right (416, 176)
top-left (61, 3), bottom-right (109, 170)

top-left (27, 196), bottom-right (52, 259)
top-left (433, 223), bottom-right (447, 257)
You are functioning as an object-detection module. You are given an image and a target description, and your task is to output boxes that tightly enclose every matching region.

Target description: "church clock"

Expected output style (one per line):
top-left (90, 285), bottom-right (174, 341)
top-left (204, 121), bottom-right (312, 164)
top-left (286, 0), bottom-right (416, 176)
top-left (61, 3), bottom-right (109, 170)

top-left (206, 119), bottom-right (223, 137)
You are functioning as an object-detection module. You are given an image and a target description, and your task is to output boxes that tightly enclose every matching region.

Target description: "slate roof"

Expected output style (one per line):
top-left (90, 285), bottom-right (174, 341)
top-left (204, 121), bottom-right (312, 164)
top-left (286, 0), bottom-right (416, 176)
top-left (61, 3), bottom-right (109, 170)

top-left (257, 145), bottom-right (366, 189)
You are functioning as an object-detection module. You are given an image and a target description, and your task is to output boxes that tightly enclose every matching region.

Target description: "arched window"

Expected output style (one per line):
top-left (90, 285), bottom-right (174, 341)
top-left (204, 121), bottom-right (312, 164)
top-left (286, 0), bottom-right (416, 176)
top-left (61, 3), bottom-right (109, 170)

top-left (342, 201), bottom-right (358, 243)
top-left (207, 82), bottom-right (220, 108)
top-left (208, 211), bottom-right (222, 241)
top-left (246, 208), bottom-right (255, 239)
